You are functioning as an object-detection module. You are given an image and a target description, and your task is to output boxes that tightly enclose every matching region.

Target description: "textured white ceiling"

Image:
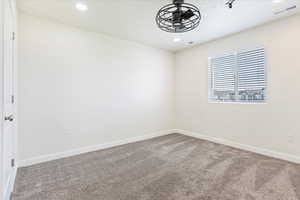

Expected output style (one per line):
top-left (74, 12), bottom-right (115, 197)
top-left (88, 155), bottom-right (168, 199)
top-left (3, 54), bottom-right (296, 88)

top-left (17, 0), bottom-right (300, 51)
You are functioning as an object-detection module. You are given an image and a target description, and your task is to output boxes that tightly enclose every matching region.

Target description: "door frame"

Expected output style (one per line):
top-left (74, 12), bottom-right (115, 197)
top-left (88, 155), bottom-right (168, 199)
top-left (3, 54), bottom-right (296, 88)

top-left (0, 0), bottom-right (4, 198)
top-left (1, 0), bottom-right (17, 199)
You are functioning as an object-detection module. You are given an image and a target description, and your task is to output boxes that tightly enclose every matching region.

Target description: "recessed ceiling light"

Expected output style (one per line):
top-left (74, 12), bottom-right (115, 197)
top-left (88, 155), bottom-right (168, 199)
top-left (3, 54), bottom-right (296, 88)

top-left (273, 0), bottom-right (283, 3)
top-left (75, 2), bottom-right (88, 11)
top-left (173, 38), bottom-right (181, 42)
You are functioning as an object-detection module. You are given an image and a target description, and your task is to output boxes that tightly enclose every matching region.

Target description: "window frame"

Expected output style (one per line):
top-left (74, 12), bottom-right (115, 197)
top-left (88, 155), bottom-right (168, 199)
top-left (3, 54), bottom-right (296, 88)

top-left (208, 47), bottom-right (267, 104)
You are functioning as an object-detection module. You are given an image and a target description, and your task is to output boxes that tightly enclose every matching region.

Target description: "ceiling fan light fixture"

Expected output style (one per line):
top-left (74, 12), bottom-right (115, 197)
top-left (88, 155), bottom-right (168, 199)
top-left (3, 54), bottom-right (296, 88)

top-left (156, 0), bottom-right (201, 33)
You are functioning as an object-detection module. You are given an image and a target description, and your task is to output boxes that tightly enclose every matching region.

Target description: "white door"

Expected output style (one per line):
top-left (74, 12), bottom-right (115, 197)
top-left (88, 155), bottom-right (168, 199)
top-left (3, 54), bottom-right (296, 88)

top-left (2, 0), bottom-right (16, 198)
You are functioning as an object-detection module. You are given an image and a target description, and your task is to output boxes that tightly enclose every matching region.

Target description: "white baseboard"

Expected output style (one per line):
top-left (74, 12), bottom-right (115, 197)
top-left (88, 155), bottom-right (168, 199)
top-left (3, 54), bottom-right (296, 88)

top-left (19, 129), bottom-right (300, 167)
top-left (4, 165), bottom-right (17, 200)
top-left (174, 129), bottom-right (300, 165)
top-left (19, 130), bottom-right (174, 167)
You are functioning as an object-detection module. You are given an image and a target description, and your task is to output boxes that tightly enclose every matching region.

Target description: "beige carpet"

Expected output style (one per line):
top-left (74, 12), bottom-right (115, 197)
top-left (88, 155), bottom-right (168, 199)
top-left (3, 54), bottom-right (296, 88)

top-left (13, 133), bottom-right (300, 200)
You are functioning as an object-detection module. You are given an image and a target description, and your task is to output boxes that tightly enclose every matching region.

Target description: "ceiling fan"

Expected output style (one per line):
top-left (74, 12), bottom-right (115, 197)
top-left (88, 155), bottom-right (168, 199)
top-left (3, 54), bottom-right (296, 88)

top-left (156, 0), bottom-right (201, 33)
top-left (156, 0), bottom-right (237, 33)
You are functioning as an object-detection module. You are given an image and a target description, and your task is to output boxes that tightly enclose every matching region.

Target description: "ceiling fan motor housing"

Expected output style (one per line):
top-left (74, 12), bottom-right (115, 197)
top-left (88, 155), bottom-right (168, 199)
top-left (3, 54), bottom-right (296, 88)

top-left (174, 0), bottom-right (184, 6)
top-left (173, 10), bottom-right (182, 27)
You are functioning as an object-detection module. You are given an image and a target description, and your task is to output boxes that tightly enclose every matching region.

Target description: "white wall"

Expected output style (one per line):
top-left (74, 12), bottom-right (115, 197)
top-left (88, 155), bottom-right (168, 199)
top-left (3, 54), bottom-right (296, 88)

top-left (19, 11), bottom-right (300, 166)
top-left (175, 14), bottom-right (300, 159)
top-left (18, 13), bottom-right (175, 164)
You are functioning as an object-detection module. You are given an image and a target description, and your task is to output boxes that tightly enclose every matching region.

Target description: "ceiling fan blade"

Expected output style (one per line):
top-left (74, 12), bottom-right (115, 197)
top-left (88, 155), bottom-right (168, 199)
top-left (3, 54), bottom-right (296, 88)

top-left (181, 9), bottom-right (195, 20)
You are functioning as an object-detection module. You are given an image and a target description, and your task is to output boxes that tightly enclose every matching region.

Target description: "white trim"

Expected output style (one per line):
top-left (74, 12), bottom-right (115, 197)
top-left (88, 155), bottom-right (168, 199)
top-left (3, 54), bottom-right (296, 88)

top-left (0, 0), bottom-right (4, 198)
top-left (2, 0), bottom-right (18, 199)
top-left (3, 165), bottom-right (17, 200)
top-left (19, 128), bottom-right (300, 169)
top-left (174, 129), bottom-right (300, 165)
top-left (19, 130), bottom-right (174, 167)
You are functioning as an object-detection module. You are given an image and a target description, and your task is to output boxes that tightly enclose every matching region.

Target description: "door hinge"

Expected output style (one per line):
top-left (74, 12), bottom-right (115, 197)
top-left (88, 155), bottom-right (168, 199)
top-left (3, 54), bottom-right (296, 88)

top-left (11, 95), bottom-right (15, 104)
top-left (12, 32), bottom-right (16, 41)
top-left (11, 159), bottom-right (15, 168)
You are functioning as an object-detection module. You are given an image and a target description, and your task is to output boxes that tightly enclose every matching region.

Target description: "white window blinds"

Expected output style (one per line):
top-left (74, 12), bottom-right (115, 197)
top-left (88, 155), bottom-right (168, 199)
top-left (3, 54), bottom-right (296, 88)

top-left (209, 54), bottom-right (236, 102)
top-left (209, 47), bottom-right (266, 103)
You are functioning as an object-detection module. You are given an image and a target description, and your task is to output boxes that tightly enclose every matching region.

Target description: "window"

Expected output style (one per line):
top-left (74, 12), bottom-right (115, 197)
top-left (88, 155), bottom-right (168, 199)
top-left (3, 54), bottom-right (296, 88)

top-left (209, 47), bottom-right (266, 103)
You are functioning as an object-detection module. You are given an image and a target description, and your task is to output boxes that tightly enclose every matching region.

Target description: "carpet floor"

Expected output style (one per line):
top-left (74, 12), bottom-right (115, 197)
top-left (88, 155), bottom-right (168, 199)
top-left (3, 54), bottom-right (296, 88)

top-left (13, 133), bottom-right (300, 200)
